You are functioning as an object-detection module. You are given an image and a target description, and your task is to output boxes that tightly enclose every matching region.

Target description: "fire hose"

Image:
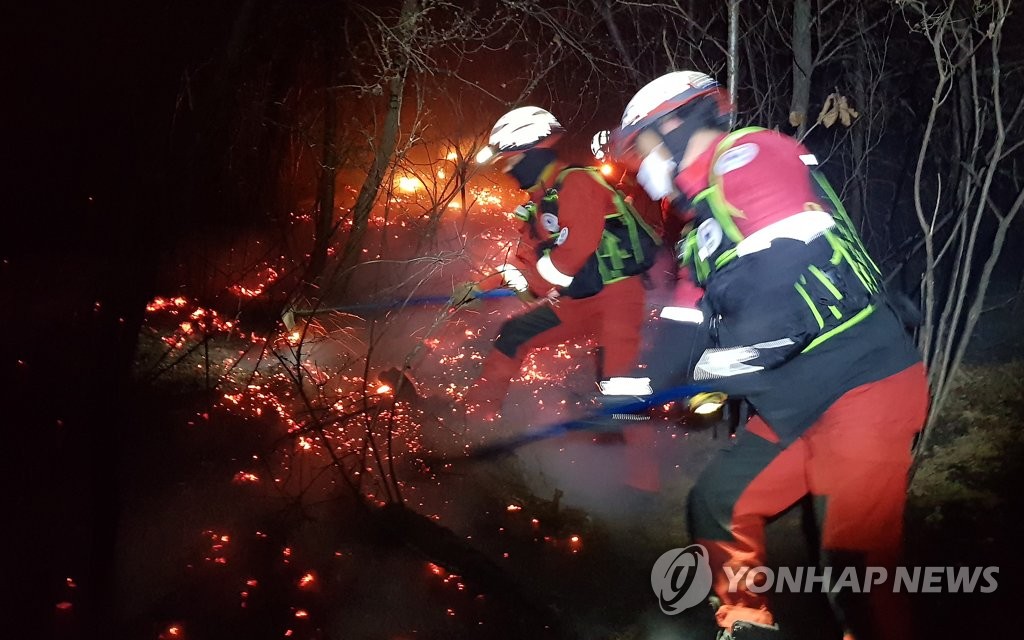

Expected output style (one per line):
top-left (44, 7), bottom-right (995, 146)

top-left (428, 382), bottom-right (718, 464)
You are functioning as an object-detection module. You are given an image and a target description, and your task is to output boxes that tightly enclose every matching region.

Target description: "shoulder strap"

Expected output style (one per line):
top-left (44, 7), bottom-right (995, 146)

top-left (552, 166), bottom-right (662, 247)
top-left (553, 165), bottom-right (601, 190)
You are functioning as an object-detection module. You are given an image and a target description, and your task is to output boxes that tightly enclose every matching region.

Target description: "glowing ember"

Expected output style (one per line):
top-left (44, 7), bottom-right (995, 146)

top-left (376, 384), bottom-right (392, 394)
top-left (505, 504), bottom-right (522, 512)
top-left (569, 534), bottom-right (583, 553)
top-left (427, 562), bottom-right (446, 576)
top-left (232, 471), bottom-right (259, 484)
top-left (298, 572), bottom-right (316, 588)
top-left (200, 530), bottom-right (231, 565)
top-left (228, 267), bottom-right (281, 298)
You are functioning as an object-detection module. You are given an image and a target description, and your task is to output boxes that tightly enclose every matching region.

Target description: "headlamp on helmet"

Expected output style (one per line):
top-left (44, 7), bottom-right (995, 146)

top-left (474, 145), bottom-right (497, 165)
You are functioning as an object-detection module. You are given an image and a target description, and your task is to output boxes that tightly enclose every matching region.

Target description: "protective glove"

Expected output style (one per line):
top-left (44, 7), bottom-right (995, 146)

top-left (514, 288), bottom-right (538, 304)
top-left (451, 281), bottom-right (482, 309)
top-left (512, 202), bottom-right (536, 222)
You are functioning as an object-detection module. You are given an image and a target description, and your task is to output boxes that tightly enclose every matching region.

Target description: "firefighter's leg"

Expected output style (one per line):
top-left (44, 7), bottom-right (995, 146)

top-left (688, 416), bottom-right (808, 630)
top-left (806, 363), bottom-right (928, 640)
top-left (594, 278), bottom-right (659, 491)
top-left (466, 302), bottom-right (589, 420)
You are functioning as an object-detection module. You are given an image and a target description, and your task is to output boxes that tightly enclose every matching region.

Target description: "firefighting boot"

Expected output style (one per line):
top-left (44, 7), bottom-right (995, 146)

top-left (590, 379), bottom-right (655, 445)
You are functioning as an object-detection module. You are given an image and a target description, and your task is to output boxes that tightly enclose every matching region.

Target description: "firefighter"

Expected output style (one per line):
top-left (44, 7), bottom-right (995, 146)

top-left (593, 128), bottom-right (684, 257)
top-left (611, 71), bottom-right (929, 640)
top-left (458, 106), bottom-right (662, 492)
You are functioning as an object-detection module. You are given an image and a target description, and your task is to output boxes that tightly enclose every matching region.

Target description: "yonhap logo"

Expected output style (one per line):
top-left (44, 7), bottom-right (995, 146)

top-left (651, 544), bottom-right (713, 614)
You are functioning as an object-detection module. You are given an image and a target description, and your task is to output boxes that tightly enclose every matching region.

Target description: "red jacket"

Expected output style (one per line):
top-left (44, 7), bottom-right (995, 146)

top-left (480, 161), bottom-right (616, 296)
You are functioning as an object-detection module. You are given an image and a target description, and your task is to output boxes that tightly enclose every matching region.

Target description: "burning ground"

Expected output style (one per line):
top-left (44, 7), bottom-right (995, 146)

top-left (16, 177), bottom-right (1012, 640)
top-left (92, 185), bottom-right (729, 640)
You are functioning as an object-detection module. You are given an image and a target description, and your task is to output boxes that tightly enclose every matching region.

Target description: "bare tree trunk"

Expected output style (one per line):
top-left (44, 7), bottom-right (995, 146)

top-left (848, 5), bottom-right (870, 227)
top-left (911, 7), bottom-right (954, 380)
top-left (728, 0), bottom-right (741, 128)
top-left (601, 0), bottom-right (641, 82)
top-left (306, 49), bottom-right (339, 287)
top-left (338, 0), bottom-right (420, 292)
top-left (790, 0), bottom-right (812, 138)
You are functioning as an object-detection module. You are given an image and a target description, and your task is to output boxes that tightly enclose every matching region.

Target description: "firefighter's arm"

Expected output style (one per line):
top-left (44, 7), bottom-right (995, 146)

top-left (460, 221), bottom-right (543, 303)
top-left (535, 172), bottom-right (606, 288)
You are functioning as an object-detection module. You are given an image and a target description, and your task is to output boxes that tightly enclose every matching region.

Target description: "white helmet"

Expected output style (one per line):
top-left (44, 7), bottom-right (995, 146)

top-left (476, 106), bottom-right (563, 163)
top-left (612, 71), bottom-right (731, 166)
top-left (590, 129), bottom-right (611, 160)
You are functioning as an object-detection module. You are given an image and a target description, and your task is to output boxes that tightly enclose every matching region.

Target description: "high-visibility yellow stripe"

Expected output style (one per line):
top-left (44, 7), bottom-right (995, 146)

top-left (802, 304), bottom-right (876, 353)
top-left (809, 265), bottom-right (843, 299)
top-left (794, 283), bottom-right (824, 329)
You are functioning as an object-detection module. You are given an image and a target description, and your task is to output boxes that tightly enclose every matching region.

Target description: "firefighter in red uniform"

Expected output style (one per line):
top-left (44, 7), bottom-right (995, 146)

top-left (458, 107), bottom-right (661, 492)
top-left (612, 72), bottom-right (930, 640)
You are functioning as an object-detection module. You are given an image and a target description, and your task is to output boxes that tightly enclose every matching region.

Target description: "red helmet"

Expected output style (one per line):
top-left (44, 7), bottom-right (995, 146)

top-left (612, 71), bottom-right (731, 168)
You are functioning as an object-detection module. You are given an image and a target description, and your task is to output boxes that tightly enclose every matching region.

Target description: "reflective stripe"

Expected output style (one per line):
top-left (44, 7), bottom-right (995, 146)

top-left (694, 347), bottom-right (763, 379)
top-left (693, 338), bottom-right (795, 379)
top-left (497, 264), bottom-right (529, 292)
top-left (599, 377), bottom-right (653, 396)
top-left (536, 254), bottom-right (574, 287)
top-left (735, 210), bottom-right (835, 257)
top-left (660, 306), bottom-right (704, 324)
top-left (799, 153), bottom-right (818, 165)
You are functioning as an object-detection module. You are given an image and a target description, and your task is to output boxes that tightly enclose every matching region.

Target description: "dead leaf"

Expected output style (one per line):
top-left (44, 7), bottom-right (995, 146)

top-left (789, 110), bottom-right (806, 127)
top-left (837, 95), bottom-right (859, 126)
top-left (817, 93), bottom-right (837, 127)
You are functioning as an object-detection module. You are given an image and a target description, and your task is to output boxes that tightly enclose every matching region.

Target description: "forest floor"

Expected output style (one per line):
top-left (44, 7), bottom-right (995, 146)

top-left (112, 211), bottom-right (1024, 639)
top-left (114, 304), bottom-right (1023, 640)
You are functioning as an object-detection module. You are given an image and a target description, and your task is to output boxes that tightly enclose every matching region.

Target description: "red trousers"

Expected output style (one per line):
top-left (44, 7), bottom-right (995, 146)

top-left (470, 276), bottom-right (645, 400)
top-left (467, 277), bottom-right (658, 490)
top-left (688, 363), bottom-right (929, 639)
